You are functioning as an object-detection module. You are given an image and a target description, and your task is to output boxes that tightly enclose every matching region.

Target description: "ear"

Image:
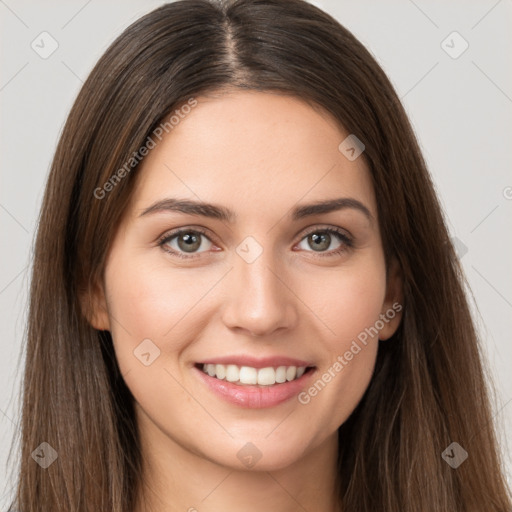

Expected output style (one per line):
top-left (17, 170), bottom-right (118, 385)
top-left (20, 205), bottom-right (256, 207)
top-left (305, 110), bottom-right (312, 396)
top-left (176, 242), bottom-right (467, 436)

top-left (378, 257), bottom-right (404, 341)
top-left (80, 277), bottom-right (111, 331)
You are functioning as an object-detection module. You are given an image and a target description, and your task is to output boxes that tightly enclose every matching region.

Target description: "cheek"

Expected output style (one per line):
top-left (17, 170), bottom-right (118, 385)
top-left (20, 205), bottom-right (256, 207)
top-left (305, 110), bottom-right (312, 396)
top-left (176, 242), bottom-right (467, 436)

top-left (301, 256), bottom-right (387, 350)
top-left (293, 257), bottom-right (386, 422)
top-left (105, 245), bottom-right (386, 371)
top-left (103, 251), bottom-right (231, 372)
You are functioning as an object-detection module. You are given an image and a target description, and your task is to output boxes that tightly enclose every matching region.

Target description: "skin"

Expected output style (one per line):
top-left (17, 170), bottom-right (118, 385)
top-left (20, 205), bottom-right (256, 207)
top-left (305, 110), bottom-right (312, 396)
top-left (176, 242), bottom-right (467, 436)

top-left (89, 90), bottom-right (402, 512)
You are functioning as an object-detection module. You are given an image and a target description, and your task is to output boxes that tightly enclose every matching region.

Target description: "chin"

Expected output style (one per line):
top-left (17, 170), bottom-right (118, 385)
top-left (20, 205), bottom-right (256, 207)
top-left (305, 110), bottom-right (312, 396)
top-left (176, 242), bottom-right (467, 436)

top-left (193, 427), bottom-right (325, 473)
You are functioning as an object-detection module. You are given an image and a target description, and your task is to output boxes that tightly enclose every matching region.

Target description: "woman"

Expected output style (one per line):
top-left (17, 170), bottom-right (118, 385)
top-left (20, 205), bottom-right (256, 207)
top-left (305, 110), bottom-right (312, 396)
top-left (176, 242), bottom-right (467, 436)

top-left (10, 0), bottom-right (511, 510)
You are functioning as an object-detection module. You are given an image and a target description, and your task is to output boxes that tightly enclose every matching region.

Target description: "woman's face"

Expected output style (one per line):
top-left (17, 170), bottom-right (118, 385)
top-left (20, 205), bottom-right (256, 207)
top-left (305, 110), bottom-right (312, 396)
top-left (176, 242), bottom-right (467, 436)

top-left (91, 91), bottom-right (402, 471)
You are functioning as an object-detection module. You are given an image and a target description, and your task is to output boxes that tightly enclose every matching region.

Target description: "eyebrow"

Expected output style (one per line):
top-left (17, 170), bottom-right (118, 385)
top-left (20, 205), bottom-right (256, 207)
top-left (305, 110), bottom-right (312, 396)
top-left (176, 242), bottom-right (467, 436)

top-left (139, 197), bottom-right (373, 224)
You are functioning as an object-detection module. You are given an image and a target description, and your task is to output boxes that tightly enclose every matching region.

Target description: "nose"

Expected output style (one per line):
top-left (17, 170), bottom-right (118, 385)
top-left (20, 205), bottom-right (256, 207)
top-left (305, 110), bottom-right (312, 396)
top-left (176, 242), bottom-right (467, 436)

top-left (220, 251), bottom-right (298, 338)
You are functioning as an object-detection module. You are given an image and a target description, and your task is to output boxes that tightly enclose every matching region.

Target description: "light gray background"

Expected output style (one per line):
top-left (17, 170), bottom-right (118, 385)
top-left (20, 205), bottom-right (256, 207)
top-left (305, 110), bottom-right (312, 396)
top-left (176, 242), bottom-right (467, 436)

top-left (1, 0), bottom-right (511, 506)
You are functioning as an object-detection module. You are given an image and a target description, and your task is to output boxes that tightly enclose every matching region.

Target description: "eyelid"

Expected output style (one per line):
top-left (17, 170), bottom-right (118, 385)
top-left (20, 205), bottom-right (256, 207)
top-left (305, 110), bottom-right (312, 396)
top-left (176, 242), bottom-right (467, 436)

top-left (157, 225), bottom-right (215, 245)
top-left (298, 224), bottom-right (352, 241)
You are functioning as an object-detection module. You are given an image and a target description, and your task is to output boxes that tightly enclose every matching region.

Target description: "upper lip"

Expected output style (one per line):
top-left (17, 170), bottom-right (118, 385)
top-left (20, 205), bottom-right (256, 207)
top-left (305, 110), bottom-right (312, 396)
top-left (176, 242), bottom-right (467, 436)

top-left (197, 355), bottom-right (314, 369)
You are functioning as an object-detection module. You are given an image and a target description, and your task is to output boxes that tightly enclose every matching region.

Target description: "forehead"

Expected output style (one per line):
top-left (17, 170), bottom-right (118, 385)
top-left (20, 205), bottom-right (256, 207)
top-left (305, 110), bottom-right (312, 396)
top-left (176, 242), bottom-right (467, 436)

top-left (130, 91), bottom-right (376, 222)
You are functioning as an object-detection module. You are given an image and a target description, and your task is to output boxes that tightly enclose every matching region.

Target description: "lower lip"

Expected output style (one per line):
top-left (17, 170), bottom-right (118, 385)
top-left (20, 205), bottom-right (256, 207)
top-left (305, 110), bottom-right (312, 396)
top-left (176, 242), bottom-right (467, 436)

top-left (194, 366), bottom-right (315, 409)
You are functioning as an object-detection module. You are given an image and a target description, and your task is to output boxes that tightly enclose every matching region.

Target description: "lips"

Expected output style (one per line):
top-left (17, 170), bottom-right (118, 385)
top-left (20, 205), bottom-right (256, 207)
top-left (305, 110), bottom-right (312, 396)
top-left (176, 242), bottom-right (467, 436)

top-left (194, 356), bottom-right (316, 408)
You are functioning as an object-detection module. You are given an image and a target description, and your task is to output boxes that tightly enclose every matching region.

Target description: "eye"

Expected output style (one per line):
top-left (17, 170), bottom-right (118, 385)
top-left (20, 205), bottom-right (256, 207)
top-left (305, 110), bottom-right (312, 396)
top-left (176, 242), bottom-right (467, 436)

top-left (158, 228), bottom-right (214, 258)
top-left (158, 226), bottom-right (353, 260)
top-left (296, 227), bottom-right (353, 255)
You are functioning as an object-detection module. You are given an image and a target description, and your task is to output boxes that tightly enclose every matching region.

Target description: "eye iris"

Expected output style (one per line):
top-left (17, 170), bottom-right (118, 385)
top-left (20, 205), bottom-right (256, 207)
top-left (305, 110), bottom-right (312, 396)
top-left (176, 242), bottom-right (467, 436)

top-left (308, 232), bottom-right (331, 251)
top-left (177, 232), bottom-right (201, 252)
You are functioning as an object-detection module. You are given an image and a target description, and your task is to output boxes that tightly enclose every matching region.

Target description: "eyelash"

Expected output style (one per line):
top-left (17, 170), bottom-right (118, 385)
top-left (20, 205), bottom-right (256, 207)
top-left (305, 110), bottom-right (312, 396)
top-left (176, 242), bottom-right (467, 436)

top-left (157, 226), bottom-right (353, 260)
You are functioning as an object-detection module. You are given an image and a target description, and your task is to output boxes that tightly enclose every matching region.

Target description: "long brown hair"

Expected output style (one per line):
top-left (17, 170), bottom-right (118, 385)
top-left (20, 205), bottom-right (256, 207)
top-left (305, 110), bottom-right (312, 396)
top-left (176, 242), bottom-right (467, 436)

top-left (9, 0), bottom-right (511, 510)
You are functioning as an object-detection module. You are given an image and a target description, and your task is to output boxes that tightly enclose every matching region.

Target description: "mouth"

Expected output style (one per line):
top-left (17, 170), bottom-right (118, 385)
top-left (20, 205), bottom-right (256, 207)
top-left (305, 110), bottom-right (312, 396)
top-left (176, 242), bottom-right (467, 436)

top-left (193, 359), bottom-right (316, 408)
top-left (196, 363), bottom-right (314, 386)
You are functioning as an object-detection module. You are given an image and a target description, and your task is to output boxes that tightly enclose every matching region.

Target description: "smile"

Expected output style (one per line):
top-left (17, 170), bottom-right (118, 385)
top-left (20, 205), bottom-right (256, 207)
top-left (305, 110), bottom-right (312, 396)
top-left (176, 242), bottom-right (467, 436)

top-left (201, 363), bottom-right (307, 386)
top-left (194, 358), bottom-right (316, 408)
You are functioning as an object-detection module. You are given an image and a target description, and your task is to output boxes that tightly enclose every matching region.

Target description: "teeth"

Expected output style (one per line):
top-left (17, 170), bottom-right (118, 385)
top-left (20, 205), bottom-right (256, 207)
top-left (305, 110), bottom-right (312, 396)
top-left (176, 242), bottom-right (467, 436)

top-left (275, 366), bottom-right (287, 383)
top-left (225, 364), bottom-right (239, 382)
top-left (215, 364), bottom-right (226, 380)
top-left (257, 367), bottom-right (275, 386)
top-left (239, 366), bottom-right (258, 385)
top-left (202, 363), bottom-right (308, 385)
top-left (286, 366), bottom-right (296, 381)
